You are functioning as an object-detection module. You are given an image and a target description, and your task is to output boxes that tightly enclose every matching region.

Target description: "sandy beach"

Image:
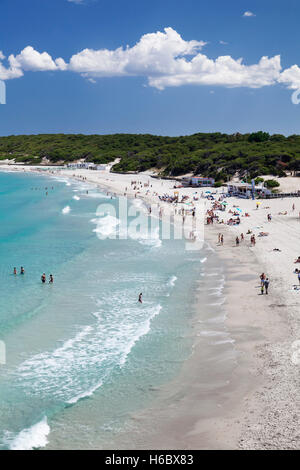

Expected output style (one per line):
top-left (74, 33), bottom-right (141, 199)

top-left (1, 164), bottom-right (300, 449)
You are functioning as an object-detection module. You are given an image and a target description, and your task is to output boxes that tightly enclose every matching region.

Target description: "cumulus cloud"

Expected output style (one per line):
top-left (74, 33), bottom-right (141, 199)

top-left (9, 46), bottom-right (60, 71)
top-left (67, 28), bottom-right (281, 90)
top-left (68, 27), bottom-right (206, 77)
top-left (278, 65), bottom-right (300, 89)
top-left (0, 46), bottom-right (66, 80)
top-left (0, 27), bottom-right (299, 94)
top-left (148, 54), bottom-right (282, 90)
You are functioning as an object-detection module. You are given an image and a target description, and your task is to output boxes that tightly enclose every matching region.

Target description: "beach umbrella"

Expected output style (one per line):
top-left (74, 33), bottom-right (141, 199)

top-left (236, 208), bottom-right (242, 212)
top-left (205, 191), bottom-right (211, 193)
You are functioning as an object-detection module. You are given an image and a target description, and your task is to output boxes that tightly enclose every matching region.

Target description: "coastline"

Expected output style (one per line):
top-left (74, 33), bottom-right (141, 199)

top-left (1, 164), bottom-right (300, 449)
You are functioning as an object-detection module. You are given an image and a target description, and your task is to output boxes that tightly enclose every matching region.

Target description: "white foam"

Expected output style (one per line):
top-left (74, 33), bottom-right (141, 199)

top-left (73, 195), bottom-right (80, 201)
top-left (67, 380), bottom-right (103, 405)
top-left (93, 215), bottom-right (120, 238)
top-left (167, 276), bottom-right (177, 288)
top-left (200, 257), bottom-right (207, 263)
top-left (86, 192), bottom-right (114, 199)
top-left (129, 226), bottom-right (162, 248)
top-left (8, 417), bottom-right (50, 451)
top-left (119, 304), bottom-right (162, 366)
top-left (16, 300), bottom-right (163, 405)
top-left (62, 205), bottom-right (71, 214)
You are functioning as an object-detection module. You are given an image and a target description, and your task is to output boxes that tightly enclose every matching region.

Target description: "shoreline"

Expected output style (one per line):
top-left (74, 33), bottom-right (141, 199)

top-left (1, 165), bottom-right (300, 449)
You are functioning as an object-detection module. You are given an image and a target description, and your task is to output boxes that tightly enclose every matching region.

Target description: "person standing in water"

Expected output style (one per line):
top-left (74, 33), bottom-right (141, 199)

top-left (41, 273), bottom-right (46, 284)
top-left (138, 293), bottom-right (143, 304)
top-left (20, 267), bottom-right (25, 275)
top-left (13, 267), bottom-right (17, 275)
top-left (49, 274), bottom-right (54, 284)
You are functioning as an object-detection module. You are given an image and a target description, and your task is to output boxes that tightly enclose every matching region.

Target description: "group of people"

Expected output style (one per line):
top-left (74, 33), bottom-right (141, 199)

top-left (13, 267), bottom-right (25, 275)
top-left (260, 273), bottom-right (270, 295)
top-left (13, 267), bottom-right (54, 284)
top-left (41, 273), bottom-right (54, 284)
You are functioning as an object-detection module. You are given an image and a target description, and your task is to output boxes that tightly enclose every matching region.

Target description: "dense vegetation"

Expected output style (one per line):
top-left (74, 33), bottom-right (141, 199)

top-left (1, 131), bottom-right (300, 181)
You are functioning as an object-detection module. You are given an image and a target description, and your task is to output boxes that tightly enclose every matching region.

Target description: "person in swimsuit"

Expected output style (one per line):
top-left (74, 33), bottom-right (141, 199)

top-left (20, 267), bottom-right (25, 275)
top-left (13, 267), bottom-right (17, 275)
top-left (41, 273), bottom-right (46, 283)
top-left (138, 293), bottom-right (143, 304)
top-left (49, 274), bottom-right (54, 284)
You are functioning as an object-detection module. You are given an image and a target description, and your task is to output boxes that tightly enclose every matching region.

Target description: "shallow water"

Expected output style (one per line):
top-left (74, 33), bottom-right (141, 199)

top-left (0, 171), bottom-right (224, 450)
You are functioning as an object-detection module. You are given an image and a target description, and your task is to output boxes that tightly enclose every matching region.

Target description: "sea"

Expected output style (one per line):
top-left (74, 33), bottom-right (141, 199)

top-left (0, 170), bottom-right (234, 450)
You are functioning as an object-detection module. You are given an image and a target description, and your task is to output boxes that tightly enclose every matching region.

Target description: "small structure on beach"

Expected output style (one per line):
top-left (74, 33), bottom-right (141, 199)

top-left (227, 182), bottom-right (271, 198)
top-left (181, 176), bottom-right (215, 187)
top-left (66, 162), bottom-right (110, 171)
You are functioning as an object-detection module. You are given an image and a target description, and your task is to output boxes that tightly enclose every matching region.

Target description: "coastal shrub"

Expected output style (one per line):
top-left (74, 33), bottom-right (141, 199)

top-left (264, 179), bottom-right (280, 188)
top-left (255, 177), bottom-right (264, 184)
top-left (1, 132), bottom-right (300, 177)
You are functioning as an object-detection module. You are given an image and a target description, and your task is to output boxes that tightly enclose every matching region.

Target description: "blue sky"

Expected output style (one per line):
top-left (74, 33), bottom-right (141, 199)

top-left (1, 0), bottom-right (300, 136)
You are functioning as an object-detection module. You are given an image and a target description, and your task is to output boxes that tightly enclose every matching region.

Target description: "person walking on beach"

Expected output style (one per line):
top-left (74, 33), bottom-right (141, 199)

top-left (221, 234), bottom-right (224, 245)
top-left (264, 278), bottom-right (270, 295)
top-left (260, 273), bottom-right (266, 287)
top-left (236, 236), bottom-right (240, 246)
top-left (41, 273), bottom-right (46, 284)
top-left (138, 293), bottom-right (143, 304)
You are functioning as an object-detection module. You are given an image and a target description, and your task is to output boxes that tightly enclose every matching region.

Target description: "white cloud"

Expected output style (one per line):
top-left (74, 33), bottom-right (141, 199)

top-left (277, 65), bottom-right (300, 89)
top-left (243, 11), bottom-right (255, 17)
top-left (68, 27), bottom-right (206, 77)
top-left (67, 28), bottom-right (281, 90)
top-left (9, 46), bottom-right (59, 71)
top-left (219, 40), bottom-right (228, 45)
top-left (148, 54), bottom-right (282, 90)
top-left (0, 27), bottom-right (300, 95)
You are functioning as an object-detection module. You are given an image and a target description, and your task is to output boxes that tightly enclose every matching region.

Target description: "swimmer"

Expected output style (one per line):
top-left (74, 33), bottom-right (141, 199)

top-left (20, 267), bottom-right (25, 275)
top-left (138, 293), bottom-right (143, 304)
top-left (49, 274), bottom-right (54, 284)
top-left (13, 267), bottom-right (17, 275)
top-left (41, 273), bottom-right (46, 284)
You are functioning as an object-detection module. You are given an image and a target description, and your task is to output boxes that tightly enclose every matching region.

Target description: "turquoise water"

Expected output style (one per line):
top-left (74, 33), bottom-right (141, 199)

top-left (0, 171), bottom-right (206, 450)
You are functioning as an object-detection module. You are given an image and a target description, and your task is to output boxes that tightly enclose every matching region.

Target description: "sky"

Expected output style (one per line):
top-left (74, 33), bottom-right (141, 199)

top-left (1, 0), bottom-right (300, 136)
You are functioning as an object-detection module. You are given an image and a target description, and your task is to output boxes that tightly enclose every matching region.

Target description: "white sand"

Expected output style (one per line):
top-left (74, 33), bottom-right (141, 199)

top-left (2, 164), bottom-right (300, 449)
